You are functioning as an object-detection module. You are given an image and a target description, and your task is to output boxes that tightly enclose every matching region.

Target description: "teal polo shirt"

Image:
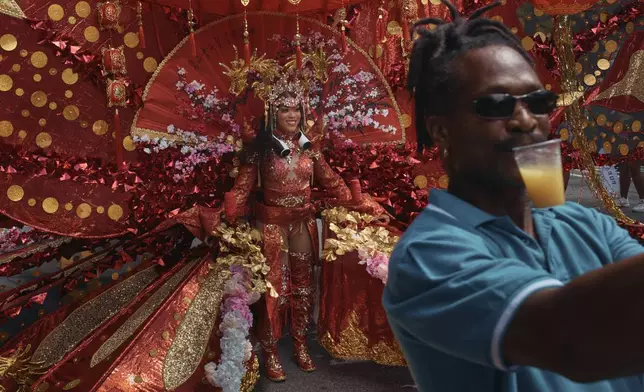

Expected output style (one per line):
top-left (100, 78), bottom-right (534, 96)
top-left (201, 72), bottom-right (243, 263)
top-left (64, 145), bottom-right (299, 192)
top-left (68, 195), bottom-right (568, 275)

top-left (383, 189), bottom-right (644, 392)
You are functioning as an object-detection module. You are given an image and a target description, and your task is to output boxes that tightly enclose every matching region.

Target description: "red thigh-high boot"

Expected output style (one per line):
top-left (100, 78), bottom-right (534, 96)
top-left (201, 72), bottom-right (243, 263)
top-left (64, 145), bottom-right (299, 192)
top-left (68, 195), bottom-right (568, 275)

top-left (289, 250), bottom-right (316, 372)
top-left (255, 236), bottom-right (290, 382)
top-left (256, 296), bottom-right (287, 382)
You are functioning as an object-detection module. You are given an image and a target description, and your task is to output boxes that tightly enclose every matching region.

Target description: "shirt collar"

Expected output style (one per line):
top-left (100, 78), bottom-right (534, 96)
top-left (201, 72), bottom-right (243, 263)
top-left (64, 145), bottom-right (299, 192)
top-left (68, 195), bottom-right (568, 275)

top-left (429, 189), bottom-right (498, 227)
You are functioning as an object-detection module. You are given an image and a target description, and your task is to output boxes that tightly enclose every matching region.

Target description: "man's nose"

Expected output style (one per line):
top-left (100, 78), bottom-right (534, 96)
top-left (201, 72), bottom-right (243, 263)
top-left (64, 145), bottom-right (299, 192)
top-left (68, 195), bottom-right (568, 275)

top-left (507, 101), bottom-right (538, 133)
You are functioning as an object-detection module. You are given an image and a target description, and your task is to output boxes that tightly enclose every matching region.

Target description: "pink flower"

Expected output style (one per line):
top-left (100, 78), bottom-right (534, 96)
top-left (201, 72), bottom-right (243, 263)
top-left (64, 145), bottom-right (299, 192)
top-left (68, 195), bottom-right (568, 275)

top-left (358, 250), bottom-right (389, 285)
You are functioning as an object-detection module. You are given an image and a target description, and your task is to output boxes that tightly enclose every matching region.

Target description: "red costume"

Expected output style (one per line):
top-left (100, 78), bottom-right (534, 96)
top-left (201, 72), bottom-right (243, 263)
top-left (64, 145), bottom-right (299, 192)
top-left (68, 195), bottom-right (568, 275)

top-left (228, 93), bottom-right (384, 379)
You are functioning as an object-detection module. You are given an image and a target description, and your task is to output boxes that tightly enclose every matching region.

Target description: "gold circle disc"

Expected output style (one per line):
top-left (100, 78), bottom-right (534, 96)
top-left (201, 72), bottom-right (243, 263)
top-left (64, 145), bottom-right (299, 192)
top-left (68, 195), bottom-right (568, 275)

top-left (633, 120), bottom-right (642, 133)
top-left (15, 88), bottom-right (24, 97)
top-left (42, 197), bottom-right (59, 214)
top-left (84, 26), bottom-right (100, 43)
top-left (93, 120), bottom-right (109, 135)
top-left (63, 105), bottom-right (80, 121)
top-left (65, 90), bottom-right (73, 98)
top-left (65, 202), bottom-right (73, 211)
top-left (605, 40), bottom-right (618, 53)
top-left (30, 51), bottom-right (48, 69)
top-left (123, 32), bottom-right (139, 48)
top-left (386, 21), bottom-right (402, 36)
top-left (401, 113), bottom-right (412, 128)
top-left (48, 4), bottom-right (65, 21)
top-left (413, 175), bottom-right (428, 189)
top-left (97, 206), bottom-right (105, 214)
top-left (619, 144), bottom-right (629, 156)
top-left (123, 136), bottom-right (136, 151)
top-left (574, 62), bottom-right (583, 74)
top-left (559, 128), bottom-right (569, 141)
top-left (31, 91), bottom-right (48, 107)
top-left (438, 175), bottom-right (449, 189)
top-left (62, 68), bottom-right (79, 85)
top-left (521, 36), bottom-right (534, 51)
top-left (596, 114), bottom-right (607, 126)
top-left (108, 204), bottom-right (124, 221)
top-left (143, 57), bottom-right (158, 73)
top-left (36, 132), bottom-right (52, 148)
top-left (76, 203), bottom-right (92, 218)
top-left (0, 74), bottom-right (12, 92)
top-left (602, 141), bottom-right (612, 154)
top-left (597, 58), bottom-right (610, 70)
top-left (0, 120), bottom-right (13, 137)
top-left (75, 1), bottom-right (91, 18)
top-left (7, 185), bottom-right (24, 201)
top-left (18, 130), bottom-right (27, 138)
top-left (583, 74), bottom-right (596, 86)
top-left (614, 121), bottom-right (623, 133)
top-left (0, 34), bottom-right (18, 51)
top-left (33, 73), bottom-right (42, 82)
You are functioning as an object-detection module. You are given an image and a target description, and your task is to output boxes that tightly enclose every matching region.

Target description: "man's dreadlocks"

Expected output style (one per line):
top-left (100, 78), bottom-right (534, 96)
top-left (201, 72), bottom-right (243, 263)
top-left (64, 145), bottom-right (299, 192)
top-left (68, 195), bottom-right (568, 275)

top-left (408, 0), bottom-right (534, 152)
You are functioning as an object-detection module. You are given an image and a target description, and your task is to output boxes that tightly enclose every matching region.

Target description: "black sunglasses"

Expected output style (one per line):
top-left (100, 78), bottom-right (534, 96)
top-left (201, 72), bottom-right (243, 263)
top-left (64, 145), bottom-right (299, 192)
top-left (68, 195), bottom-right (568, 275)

top-left (472, 90), bottom-right (558, 119)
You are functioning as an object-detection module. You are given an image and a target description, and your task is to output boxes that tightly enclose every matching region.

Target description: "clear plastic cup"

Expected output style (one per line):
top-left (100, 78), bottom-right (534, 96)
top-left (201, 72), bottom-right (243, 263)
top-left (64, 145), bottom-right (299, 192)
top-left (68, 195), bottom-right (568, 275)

top-left (513, 139), bottom-right (565, 208)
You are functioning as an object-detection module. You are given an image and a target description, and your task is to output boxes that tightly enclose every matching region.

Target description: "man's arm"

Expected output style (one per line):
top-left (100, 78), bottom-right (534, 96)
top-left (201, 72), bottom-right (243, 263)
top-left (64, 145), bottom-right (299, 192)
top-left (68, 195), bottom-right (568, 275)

top-left (504, 211), bottom-right (644, 382)
top-left (504, 252), bottom-right (644, 382)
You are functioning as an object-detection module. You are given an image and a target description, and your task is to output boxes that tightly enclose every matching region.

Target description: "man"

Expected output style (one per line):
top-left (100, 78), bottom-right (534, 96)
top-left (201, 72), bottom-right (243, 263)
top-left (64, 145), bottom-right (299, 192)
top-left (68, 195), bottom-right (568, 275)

top-left (383, 1), bottom-right (644, 391)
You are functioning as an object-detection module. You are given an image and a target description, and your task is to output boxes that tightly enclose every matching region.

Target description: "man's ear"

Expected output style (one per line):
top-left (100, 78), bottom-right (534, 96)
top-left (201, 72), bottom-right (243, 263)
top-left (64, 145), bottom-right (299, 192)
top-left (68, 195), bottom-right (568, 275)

top-left (426, 116), bottom-right (448, 147)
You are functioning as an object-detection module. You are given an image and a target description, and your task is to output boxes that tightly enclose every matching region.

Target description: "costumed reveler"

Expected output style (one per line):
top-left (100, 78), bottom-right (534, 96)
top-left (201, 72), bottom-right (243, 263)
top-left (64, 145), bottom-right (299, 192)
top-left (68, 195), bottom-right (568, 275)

top-left (225, 70), bottom-right (385, 382)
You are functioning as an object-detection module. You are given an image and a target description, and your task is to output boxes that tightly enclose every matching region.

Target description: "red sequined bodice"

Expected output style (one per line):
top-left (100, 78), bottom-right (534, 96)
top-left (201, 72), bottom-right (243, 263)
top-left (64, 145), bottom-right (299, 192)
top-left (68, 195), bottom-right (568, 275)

top-left (261, 145), bottom-right (313, 208)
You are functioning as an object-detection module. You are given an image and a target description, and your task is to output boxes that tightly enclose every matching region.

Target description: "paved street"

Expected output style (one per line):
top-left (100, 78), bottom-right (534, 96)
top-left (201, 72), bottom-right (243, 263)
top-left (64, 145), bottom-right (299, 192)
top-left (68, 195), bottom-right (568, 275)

top-left (566, 170), bottom-right (644, 222)
top-left (255, 171), bottom-right (643, 392)
top-left (255, 333), bottom-right (415, 392)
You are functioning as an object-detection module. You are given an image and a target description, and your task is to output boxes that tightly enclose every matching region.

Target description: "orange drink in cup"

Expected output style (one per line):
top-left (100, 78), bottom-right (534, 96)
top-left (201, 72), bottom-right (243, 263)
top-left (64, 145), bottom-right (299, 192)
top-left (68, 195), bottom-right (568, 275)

top-left (513, 139), bottom-right (565, 208)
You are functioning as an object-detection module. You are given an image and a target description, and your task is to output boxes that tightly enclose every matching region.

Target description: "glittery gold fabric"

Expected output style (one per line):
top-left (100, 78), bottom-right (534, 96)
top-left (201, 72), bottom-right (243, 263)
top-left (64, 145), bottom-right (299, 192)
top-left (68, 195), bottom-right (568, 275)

top-left (319, 311), bottom-right (406, 366)
top-left (96, 257), bottom-right (209, 391)
top-left (240, 355), bottom-right (260, 392)
top-left (0, 0), bottom-right (25, 19)
top-left (162, 263), bottom-right (231, 389)
top-left (0, 237), bottom-right (71, 266)
top-left (90, 261), bottom-right (196, 368)
top-left (594, 50), bottom-right (643, 105)
top-left (31, 267), bottom-right (159, 368)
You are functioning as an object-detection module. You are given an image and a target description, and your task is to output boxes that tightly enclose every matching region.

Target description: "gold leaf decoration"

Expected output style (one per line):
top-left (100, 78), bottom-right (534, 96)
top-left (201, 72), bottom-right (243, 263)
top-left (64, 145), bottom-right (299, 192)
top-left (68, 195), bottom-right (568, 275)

top-left (321, 207), bottom-right (399, 262)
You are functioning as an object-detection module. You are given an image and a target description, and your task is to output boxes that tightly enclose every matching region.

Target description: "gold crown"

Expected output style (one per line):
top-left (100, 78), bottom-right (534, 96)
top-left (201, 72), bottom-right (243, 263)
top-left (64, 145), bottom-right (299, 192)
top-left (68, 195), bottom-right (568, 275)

top-left (221, 45), bottom-right (329, 109)
top-left (267, 72), bottom-right (306, 108)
